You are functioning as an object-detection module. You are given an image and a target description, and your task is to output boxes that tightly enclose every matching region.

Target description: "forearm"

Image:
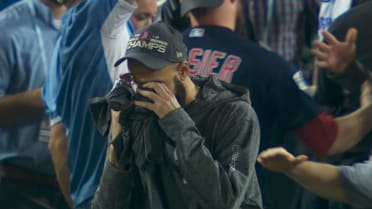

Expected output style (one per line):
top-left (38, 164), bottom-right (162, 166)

top-left (328, 103), bottom-right (372, 155)
top-left (55, 161), bottom-right (73, 208)
top-left (0, 88), bottom-right (45, 126)
top-left (48, 124), bottom-right (73, 208)
top-left (285, 161), bottom-right (347, 202)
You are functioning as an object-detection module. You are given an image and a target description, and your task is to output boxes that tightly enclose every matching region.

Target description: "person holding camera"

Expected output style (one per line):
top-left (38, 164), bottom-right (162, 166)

top-left (90, 22), bottom-right (263, 209)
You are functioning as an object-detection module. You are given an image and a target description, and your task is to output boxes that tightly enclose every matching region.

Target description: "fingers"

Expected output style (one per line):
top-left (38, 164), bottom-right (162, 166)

top-left (345, 28), bottom-right (358, 46)
top-left (311, 48), bottom-right (329, 60)
top-left (135, 82), bottom-right (174, 107)
top-left (257, 147), bottom-right (308, 174)
top-left (322, 30), bottom-right (339, 45)
top-left (134, 82), bottom-right (180, 118)
top-left (294, 154), bottom-right (309, 163)
top-left (313, 40), bottom-right (331, 53)
top-left (257, 147), bottom-right (292, 162)
top-left (142, 82), bottom-right (172, 98)
top-left (257, 147), bottom-right (308, 164)
top-left (136, 89), bottom-right (157, 103)
top-left (134, 99), bottom-right (155, 111)
top-left (312, 40), bottom-right (331, 69)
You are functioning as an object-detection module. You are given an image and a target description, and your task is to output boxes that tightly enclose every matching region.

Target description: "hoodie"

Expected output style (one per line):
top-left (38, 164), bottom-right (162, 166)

top-left (91, 76), bottom-right (262, 209)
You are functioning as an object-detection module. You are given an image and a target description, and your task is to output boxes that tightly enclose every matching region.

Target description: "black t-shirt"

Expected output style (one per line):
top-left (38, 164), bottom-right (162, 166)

top-left (183, 26), bottom-right (322, 149)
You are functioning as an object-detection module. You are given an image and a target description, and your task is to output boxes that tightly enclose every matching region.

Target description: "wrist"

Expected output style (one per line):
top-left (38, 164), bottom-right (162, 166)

top-left (361, 103), bottom-right (372, 128)
top-left (326, 60), bottom-right (355, 78)
top-left (283, 162), bottom-right (304, 177)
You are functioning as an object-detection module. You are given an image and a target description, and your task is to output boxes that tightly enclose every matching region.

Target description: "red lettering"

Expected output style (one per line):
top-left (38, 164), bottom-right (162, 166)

top-left (200, 50), bottom-right (211, 75)
top-left (219, 55), bottom-right (241, 82)
top-left (188, 49), bottom-right (240, 82)
top-left (188, 48), bottom-right (203, 75)
top-left (207, 51), bottom-right (226, 76)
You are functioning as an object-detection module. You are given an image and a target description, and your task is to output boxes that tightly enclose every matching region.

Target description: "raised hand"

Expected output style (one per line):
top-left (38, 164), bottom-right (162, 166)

top-left (134, 82), bottom-right (181, 119)
top-left (312, 28), bottom-right (358, 74)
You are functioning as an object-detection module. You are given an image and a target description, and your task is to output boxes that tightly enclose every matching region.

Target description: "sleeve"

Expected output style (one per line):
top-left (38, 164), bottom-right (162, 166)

top-left (100, 0), bottom-right (136, 39)
top-left (338, 159), bottom-right (372, 208)
top-left (0, 33), bottom-right (14, 97)
top-left (294, 113), bottom-right (338, 155)
top-left (100, 0), bottom-right (136, 81)
top-left (91, 132), bottom-right (138, 209)
top-left (91, 162), bottom-right (137, 209)
top-left (158, 102), bottom-right (262, 209)
top-left (91, 0), bottom-right (136, 29)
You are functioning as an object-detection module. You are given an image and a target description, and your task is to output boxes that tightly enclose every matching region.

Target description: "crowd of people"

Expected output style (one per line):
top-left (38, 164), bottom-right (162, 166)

top-left (0, 0), bottom-right (371, 209)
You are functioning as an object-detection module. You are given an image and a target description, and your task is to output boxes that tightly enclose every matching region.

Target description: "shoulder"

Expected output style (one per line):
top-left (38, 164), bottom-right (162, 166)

top-left (214, 100), bottom-right (258, 124)
top-left (0, 1), bottom-right (30, 30)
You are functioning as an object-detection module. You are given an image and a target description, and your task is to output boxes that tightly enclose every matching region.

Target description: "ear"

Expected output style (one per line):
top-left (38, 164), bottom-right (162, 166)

top-left (178, 61), bottom-right (190, 81)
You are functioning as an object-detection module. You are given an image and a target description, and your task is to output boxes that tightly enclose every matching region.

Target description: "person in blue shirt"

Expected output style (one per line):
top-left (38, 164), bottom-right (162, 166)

top-left (42, 0), bottom-right (158, 208)
top-left (0, 0), bottom-right (67, 208)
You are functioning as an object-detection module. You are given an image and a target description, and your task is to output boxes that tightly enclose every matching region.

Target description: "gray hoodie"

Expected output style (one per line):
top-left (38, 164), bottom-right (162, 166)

top-left (91, 76), bottom-right (262, 209)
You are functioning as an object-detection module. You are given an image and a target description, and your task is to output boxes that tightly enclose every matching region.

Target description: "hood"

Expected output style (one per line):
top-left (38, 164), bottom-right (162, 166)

top-left (187, 75), bottom-right (251, 115)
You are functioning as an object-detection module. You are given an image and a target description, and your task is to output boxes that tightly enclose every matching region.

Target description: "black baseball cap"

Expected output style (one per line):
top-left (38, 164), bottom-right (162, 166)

top-left (181, 0), bottom-right (224, 16)
top-left (114, 22), bottom-right (188, 70)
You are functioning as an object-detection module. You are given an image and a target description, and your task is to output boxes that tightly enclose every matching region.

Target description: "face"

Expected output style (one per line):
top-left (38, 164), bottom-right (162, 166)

top-left (130, 0), bottom-right (158, 30)
top-left (127, 59), bottom-right (187, 107)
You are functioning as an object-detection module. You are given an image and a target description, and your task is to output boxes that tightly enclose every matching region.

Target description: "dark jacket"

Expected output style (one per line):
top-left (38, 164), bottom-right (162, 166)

top-left (90, 76), bottom-right (262, 209)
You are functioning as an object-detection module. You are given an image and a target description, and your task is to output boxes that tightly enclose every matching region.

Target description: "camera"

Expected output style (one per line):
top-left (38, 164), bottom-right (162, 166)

top-left (107, 79), bottom-right (155, 114)
top-left (107, 79), bottom-right (135, 113)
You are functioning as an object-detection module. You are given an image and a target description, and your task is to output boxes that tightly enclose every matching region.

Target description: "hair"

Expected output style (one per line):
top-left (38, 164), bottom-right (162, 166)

top-left (190, 8), bottom-right (210, 20)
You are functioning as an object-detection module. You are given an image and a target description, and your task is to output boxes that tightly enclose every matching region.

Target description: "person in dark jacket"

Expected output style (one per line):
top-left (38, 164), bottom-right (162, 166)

top-left (90, 22), bottom-right (263, 209)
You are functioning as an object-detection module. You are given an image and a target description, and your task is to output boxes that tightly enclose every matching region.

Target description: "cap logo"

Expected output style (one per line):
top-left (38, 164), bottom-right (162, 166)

top-left (127, 30), bottom-right (168, 54)
top-left (139, 30), bottom-right (153, 41)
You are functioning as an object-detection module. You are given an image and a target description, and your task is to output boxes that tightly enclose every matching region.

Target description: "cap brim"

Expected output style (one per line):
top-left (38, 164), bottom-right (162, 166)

top-left (181, 0), bottom-right (223, 16)
top-left (114, 52), bottom-right (172, 70)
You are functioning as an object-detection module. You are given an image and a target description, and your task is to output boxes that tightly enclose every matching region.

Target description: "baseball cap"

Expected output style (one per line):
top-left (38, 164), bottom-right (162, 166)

top-left (181, 0), bottom-right (224, 16)
top-left (114, 22), bottom-right (188, 70)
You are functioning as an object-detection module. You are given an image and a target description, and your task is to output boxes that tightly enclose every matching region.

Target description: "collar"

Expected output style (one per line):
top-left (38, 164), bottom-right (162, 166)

top-left (30, 0), bottom-right (58, 30)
